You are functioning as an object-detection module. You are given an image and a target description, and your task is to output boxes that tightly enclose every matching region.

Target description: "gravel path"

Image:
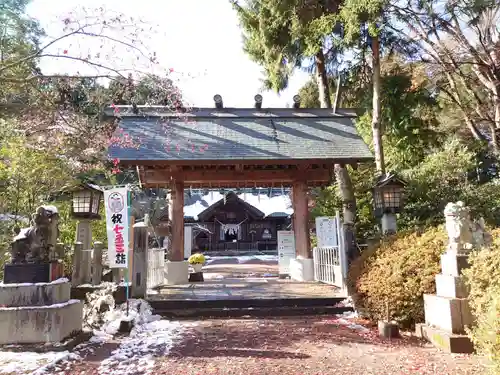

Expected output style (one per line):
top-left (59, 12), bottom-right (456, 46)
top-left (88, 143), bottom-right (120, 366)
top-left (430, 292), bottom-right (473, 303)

top-left (61, 316), bottom-right (486, 375)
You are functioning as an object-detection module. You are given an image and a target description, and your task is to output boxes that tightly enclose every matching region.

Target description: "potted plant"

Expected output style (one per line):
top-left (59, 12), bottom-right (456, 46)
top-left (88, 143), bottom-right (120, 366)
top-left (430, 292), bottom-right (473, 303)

top-left (188, 253), bottom-right (206, 282)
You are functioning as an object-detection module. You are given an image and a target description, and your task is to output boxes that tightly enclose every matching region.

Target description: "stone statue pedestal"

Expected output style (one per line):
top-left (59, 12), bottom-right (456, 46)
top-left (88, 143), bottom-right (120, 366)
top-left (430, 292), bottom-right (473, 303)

top-left (0, 279), bottom-right (83, 345)
top-left (416, 251), bottom-right (474, 353)
top-left (3, 262), bottom-right (64, 284)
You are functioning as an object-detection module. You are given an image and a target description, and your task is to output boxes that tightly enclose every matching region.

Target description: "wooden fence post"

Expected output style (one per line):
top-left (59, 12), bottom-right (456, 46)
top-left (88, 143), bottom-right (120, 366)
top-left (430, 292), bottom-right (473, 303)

top-left (71, 242), bottom-right (83, 287)
top-left (132, 222), bottom-right (148, 298)
top-left (92, 241), bottom-right (103, 285)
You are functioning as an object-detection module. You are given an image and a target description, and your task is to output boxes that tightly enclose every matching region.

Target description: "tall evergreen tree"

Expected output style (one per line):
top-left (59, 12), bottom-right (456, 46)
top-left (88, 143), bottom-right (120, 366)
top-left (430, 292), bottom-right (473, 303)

top-left (233, 0), bottom-right (357, 225)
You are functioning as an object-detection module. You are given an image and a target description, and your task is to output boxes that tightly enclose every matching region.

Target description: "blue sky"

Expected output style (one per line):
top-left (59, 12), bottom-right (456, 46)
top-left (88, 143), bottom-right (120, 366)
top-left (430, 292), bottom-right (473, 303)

top-left (27, 0), bottom-right (311, 108)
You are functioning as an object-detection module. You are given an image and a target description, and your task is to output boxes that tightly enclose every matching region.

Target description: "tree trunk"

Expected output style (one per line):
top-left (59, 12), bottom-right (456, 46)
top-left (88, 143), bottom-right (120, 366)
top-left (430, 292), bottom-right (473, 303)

top-left (315, 50), bottom-right (332, 108)
top-left (315, 50), bottom-right (357, 226)
top-left (333, 75), bottom-right (342, 113)
top-left (371, 35), bottom-right (385, 174)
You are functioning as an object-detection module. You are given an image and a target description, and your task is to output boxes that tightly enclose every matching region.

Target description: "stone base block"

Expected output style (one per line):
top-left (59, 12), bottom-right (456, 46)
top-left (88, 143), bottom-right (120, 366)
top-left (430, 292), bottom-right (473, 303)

top-left (290, 258), bottom-right (315, 282)
top-left (3, 262), bottom-right (64, 284)
top-left (0, 330), bottom-right (92, 353)
top-left (0, 299), bottom-right (83, 345)
top-left (189, 272), bottom-right (204, 282)
top-left (0, 279), bottom-right (70, 307)
top-left (164, 261), bottom-right (189, 285)
top-left (441, 253), bottom-right (470, 277)
top-left (416, 323), bottom-right (474, 353)
top-left (424, 294), bottom-right (472, 334)
top-left (378, 320), bottom-right (399, 338)
top-left (435, 274), bottom-right (469, 298)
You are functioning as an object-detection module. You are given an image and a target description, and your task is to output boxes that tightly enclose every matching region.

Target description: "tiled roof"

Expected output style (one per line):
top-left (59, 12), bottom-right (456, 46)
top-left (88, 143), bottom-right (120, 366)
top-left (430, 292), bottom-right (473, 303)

top-left (107, 107), bottom-right (373, 162)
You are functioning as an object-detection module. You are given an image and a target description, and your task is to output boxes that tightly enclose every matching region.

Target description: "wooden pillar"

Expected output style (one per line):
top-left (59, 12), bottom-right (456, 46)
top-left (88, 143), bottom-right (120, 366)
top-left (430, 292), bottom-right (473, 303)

top-left (292, 181), bottom-right (311, 258)
top-left (132, 223), bottom-right (149, 297)
top-left (170, 180), bottom-right (185, 261)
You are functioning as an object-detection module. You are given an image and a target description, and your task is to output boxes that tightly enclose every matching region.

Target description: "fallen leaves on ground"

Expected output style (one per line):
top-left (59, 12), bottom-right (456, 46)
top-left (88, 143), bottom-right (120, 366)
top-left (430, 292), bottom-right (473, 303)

top-left (56, 315), bottom-right (487, 375)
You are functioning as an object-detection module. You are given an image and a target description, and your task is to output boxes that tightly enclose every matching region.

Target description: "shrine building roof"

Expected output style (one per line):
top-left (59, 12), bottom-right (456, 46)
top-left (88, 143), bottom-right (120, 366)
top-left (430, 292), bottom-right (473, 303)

top-left (105, 106), bottom-right (373, 164)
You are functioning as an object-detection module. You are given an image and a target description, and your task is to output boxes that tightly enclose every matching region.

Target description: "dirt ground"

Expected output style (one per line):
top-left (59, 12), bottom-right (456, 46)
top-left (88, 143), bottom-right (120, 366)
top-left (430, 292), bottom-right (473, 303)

top-left (61, 316), bottom-right (487, 375)
top-left (26, 260), bottom-right (488, 375)
top-left (153, 317), bottom-right (486, 375)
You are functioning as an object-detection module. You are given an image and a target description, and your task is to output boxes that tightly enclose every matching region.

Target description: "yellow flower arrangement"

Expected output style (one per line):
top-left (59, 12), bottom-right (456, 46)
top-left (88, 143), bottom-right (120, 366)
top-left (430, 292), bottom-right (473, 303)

top-left (188, 253), bottom-right (206, 265)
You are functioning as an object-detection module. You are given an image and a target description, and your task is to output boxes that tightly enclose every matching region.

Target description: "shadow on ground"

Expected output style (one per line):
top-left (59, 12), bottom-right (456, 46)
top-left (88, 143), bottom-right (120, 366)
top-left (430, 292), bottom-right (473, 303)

top-left (168, 316), bottom-right (425, 359)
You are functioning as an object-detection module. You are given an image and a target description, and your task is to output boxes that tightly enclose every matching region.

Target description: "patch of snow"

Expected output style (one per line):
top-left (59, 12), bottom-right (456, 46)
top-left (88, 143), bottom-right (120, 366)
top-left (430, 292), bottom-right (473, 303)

top-left (0, 299), bottom-right (80, 311)
top-left (204, 255), bottom-right (278, 265)
top-left (13, 228), bottom-right (30, 241)
top-left (41, 205), bottom-right (58, 214)
top-left (330, 312), bottom-right (369, 333)
top-left (0, 278), bottom-right (69, 288)
top-left (203, 273), bottom-right (225, 280)
top-left (184, 191), bottom-right (293, 220)
top-left (96, 299), bottom-right (185, 375)
top-left (244, 278), bottom-right (269, 283)
top-left (0, 350), bottom-right (70, 374)
top-left (0, 213), bottom-right (29, 223)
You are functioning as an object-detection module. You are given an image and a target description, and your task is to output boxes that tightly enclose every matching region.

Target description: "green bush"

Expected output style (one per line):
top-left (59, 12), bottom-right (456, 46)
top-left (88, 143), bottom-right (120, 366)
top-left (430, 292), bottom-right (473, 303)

top-left (464, 232), bottom-right (500, 372)
top-left (348, 227), bottom-right (445, 327)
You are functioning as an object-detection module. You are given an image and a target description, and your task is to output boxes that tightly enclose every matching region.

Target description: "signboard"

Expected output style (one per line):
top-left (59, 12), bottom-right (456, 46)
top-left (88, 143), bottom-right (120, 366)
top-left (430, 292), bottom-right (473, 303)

top-left (104, 187), bottom-right (129, 268)
top-left (184, 225), bottom-right (192, 260)
top-left (278, 230), bottom-right (296, 275)
top-left (315, 216), bottom-right (338, 248)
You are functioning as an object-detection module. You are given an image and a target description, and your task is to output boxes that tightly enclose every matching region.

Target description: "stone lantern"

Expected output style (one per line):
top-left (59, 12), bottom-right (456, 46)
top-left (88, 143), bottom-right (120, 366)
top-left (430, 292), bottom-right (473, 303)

top-left (71, 183), bottom-right (103, 249)
top-left (373, 173), bottom-right (406, 235)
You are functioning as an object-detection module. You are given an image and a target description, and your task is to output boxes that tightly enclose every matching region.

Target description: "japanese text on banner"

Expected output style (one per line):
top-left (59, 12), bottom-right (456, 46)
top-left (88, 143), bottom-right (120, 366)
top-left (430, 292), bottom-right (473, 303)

top-left (104, 187), bottom-right (129, 268)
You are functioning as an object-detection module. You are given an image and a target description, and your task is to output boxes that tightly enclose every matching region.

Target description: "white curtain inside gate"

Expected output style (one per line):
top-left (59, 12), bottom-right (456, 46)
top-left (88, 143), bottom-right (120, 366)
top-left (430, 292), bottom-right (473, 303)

top-left (220, 223), bottom-right (242, 240)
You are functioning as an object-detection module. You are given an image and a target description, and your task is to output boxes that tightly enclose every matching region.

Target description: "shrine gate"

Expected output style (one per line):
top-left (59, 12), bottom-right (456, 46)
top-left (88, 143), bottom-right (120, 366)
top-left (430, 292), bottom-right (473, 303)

top-left (106, 104), bottom-right (372, 284)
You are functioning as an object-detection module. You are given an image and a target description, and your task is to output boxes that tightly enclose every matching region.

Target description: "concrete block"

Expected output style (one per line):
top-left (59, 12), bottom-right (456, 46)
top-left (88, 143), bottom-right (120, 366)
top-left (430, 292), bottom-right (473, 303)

top-left (290, 258), bottom-right (315, 282)
top-left (378, 320), bottom-right (399, 338)
top-left (0, 279), bottom-right (70, 307)
top-left (416, 323), bottom-right (474, 353)
top-left (441, 253), bottom-right (470, 277)
top-left (164, 261), bottom-right (189, 285)
top-left (0, 299), bottom-right (83, 345)
top-left (424, 294), bottom-right (473, 334)
top-left (435, 274), bottom-right (469, 298)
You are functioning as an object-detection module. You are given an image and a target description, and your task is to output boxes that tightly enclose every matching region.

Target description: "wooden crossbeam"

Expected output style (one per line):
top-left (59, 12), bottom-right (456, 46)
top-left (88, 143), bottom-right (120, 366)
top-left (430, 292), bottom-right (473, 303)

top-left (143, 168), bottom-right (331, 185)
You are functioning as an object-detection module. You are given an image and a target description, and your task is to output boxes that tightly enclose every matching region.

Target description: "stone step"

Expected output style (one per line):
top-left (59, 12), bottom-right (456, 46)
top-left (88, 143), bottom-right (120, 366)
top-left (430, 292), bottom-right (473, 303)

top-left (423, 294), bottom-right (472, 334)
top-left (416, 323), bottom-right (474, 354)
top-left (435, 274), bottom-right (469, 299)
top-left (146, 296), bottom-right (346, 310)
top-left (152, 305), bottom-right (354, 319)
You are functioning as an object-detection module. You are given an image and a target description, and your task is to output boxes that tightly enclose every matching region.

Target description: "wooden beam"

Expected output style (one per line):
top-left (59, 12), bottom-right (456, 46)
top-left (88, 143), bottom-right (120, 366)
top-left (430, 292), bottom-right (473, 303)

top-left (144, 168), bottom-right (331, 185)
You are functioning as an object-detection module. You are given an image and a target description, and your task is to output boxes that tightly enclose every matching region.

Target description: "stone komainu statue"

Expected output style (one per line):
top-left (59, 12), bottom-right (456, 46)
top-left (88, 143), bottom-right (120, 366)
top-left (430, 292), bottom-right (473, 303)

top-left (444, 201), bottom-right (491, 253)
top-left (10, 206), bottom-right (60, 264)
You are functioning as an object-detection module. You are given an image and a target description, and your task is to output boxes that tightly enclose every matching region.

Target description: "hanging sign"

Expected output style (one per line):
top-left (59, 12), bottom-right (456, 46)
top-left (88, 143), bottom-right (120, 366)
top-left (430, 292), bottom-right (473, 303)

top-left (104, 187), bottom-right (129, 268)
top-left (315, 216), bottom-right (338, 248)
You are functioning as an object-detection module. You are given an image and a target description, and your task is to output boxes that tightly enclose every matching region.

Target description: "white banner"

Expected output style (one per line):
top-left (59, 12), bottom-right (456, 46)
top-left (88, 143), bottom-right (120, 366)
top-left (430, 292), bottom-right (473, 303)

top-left (104, 187), bottom-right (129, 268)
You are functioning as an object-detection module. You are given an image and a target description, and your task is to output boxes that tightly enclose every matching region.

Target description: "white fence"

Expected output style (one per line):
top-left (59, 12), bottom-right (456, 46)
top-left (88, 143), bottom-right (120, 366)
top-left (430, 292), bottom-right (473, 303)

top-left (313, 212), bottom-right (348, 290)
top-left (313, 246), bottom-right (340, 285)
top-left (147, 247), bottom-right (165, 289)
